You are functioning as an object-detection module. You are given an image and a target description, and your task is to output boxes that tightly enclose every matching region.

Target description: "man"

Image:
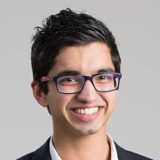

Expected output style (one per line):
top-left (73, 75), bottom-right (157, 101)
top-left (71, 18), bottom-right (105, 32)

top-left (17, 8), bottom-right (152, 160)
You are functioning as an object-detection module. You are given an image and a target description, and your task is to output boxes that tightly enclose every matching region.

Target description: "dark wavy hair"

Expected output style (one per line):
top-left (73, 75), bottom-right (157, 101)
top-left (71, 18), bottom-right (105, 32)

top-left (31, 8), bottom-right (121, 94)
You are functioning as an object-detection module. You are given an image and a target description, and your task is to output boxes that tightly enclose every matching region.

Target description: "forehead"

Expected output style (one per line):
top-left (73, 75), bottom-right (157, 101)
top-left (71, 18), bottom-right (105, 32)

top-left (49, 42), bottom-right (114, 75)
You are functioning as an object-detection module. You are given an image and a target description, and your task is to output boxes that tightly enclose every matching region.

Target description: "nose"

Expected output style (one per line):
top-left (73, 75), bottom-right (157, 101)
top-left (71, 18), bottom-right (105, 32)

top-left (76, 80), bottom-right (97, 103)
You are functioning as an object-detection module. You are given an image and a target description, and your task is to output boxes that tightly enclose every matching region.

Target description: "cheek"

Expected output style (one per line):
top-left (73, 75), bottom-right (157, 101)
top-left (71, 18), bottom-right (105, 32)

top-left (48, 92), bottom-right (75, 113)
top-left (100, 92), bottom-right (116, 110)
top-left (49, 94), bottom-right (75, 123)
top-left (57, 94), bottom-right (75, 107)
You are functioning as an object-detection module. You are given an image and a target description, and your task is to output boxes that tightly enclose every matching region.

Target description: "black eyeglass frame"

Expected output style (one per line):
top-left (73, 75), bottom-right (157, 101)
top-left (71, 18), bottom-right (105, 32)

top-left (40, 72), bottom-right (122, 94)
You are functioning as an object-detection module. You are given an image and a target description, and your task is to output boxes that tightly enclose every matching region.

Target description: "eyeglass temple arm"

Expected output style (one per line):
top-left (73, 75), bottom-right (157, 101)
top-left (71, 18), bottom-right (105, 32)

top-left (40, 76), bottom-right (50, 82)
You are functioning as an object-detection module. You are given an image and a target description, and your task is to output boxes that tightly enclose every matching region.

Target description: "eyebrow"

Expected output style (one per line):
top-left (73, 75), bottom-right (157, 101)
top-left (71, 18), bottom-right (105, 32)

top-left (97, 68), bottom-right (115, 73)
top-left (56, 70), bottom-right (80, 76)
top-left (56, 68), bottom-right (115, 76)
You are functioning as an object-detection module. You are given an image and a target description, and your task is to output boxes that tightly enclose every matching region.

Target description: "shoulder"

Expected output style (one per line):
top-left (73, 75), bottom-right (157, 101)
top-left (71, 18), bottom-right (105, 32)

top-left (115, 143), bottom-right (153, 160)
top-left (16, 138), bottom-right (51, 160)
top-left (16, 152), bottom-right (34, 160)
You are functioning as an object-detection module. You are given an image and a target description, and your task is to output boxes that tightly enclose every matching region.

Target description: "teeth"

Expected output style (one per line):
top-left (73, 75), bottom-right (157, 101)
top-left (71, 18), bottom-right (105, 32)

top-left (74, 107), bottom-right (99, 115)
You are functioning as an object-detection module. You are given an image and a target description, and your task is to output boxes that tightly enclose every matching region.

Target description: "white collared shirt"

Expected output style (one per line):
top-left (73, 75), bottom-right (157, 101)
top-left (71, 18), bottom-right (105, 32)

top-left (49, 134), bottom-right (119, 160)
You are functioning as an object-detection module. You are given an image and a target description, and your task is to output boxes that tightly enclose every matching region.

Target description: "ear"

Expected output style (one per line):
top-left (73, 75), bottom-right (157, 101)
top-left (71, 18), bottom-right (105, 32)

top-left (31, 81), bottom-right (48, 107)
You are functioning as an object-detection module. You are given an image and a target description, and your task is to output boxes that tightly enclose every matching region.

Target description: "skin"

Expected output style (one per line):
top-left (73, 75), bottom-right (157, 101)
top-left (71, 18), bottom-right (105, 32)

top-left (32, 42), bottom-right (118, 160)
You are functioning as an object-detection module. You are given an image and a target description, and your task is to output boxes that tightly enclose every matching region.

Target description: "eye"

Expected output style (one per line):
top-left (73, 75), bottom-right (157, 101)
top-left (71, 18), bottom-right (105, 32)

top-left (94, 73), bottom-right (114, 83)
top-left (58, 75), bottom-right (81, 85)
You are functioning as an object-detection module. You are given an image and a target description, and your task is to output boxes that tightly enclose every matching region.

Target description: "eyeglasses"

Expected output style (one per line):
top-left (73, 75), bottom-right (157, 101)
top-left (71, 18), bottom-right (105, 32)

top-left (40, 72), bottom-right (122, 94)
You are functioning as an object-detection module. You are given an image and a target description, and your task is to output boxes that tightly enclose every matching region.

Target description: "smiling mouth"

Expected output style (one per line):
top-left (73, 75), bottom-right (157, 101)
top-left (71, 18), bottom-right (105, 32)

top-left (69, 106), bottom-right (104, 122)
top-left (73, 107), bottom-right (99, 115)
top-left (69, 106), bottom-right (103, 122)
top-left (71, 106), bottom-right (103, 115)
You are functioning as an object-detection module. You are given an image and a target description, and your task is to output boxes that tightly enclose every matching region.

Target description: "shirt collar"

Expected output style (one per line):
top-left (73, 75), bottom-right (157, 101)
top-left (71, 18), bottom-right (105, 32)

top-left (49, 134), bottom-right (119, 160)
top-left (49, 138), bottom-right (62, 160)
top-left (107, 134), bottom-right (119, 160)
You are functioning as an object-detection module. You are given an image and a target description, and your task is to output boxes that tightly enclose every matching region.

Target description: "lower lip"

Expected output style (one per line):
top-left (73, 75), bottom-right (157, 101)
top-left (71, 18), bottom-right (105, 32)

top-left (69, 108), bottom-right (103, 122)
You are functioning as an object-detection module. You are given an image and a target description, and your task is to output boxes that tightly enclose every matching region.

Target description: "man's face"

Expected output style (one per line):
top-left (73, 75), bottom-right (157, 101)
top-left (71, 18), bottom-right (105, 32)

top-left (45, 42), bottom-right (117, 136)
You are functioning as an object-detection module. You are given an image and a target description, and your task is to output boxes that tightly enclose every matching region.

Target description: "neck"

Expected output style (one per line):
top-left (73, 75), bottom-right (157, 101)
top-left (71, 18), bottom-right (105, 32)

top-left (53, 126), bottom-right (111, 160)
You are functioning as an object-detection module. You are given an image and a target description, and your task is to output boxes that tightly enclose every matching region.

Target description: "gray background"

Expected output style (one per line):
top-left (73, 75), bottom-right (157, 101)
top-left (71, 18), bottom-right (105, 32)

top-left (0, 0), bottom-right (159, 159)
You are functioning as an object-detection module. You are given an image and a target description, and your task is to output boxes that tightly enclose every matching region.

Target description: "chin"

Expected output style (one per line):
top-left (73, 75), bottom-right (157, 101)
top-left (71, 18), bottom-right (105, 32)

top-left (72, 124), bottom-right (105, 136)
